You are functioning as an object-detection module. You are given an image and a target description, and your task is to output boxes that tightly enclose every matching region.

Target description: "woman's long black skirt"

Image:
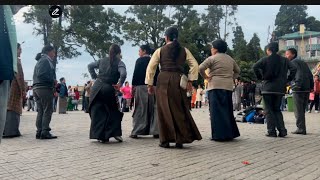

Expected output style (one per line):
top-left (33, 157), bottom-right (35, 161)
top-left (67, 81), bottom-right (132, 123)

top-left (208, 89), bottom-right (240, 141)
top-left (89, 84), bottom-right (123, 141)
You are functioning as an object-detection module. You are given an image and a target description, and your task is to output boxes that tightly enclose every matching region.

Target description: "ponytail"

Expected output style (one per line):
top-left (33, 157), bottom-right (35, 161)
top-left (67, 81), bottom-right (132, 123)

top-left (171, 39), bottom-right (181, 61)
top-left (109, 44), bottom-right (121, 65)
top-left (35, 53), bottom-right (42, 61)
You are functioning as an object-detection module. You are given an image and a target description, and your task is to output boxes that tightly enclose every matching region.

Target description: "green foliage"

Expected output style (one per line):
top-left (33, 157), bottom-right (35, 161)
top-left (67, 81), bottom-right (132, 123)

top-left (305, 16), bottom-right (320, 31)
top-left (68, 6), bottom-right (124, 60)
top-left (122, 5), bottom-right (173, 49)
top-left (247, 33), bottom-right (263, 61)
top-left (274, 5), bottom-right (308, 37)
top-left (237, 60), bottom-right (256, 82)
top-left (232, 26), bottom-right (248, 61)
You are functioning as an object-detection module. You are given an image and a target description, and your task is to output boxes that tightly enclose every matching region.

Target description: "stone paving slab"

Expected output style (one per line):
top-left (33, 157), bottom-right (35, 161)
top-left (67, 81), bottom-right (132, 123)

top-left (1, 108), bottom-right (320, 179)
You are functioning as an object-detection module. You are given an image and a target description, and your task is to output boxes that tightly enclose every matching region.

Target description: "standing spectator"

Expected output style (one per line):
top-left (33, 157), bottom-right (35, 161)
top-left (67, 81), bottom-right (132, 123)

top-left (249, 81), bottom-right (256, 106)
top-left (233, 79), bottom-right (242, 111)
top-left (26, 86), bottom-right (35, 111)
top-left (196, 85), bottom-right (204, 108)
top-left (199, 39), bottom-right (240, 141)
top-left (73, 87), bottom-right (80, 111)
top-left (3, 43), bottom-right (25, 138)
top-left (309, 75), bottom-right (320, 113)
top-left (242, 82), bottom-right (250, 109)
top-left (253, 42), bottom-right (296, 138)
top-left (56, 77), bottom-right (68, 114)
top-left (87, 44), bottom-right (126, 143)
top-left (84, 81), bottom-right (92, 113)
top-left (145, 27), bottom-right (202, 148)
top-left (191, 86), bottom-right (197, 109)
top-left (67, 86), bottom-right (75, 111)
top-left (81, 83), bottom-right (87, 111)
top-left (286, 48), bottom-right (313, 135)
top-left (33, 45), bottom-right (57, 139)
top-left (120, 81), bottom-right (132, 112)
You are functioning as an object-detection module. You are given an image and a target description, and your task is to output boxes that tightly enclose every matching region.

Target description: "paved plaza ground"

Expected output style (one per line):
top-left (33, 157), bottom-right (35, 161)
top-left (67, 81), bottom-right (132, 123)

top-left (1, 107), bottom-right (320, 180)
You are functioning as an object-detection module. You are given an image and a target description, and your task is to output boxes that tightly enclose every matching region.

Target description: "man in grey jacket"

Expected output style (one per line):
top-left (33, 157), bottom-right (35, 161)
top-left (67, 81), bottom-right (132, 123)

top-left (286, 48), bottom-right (314, 135)
top-left (33, 45), bottom-right (57, 139)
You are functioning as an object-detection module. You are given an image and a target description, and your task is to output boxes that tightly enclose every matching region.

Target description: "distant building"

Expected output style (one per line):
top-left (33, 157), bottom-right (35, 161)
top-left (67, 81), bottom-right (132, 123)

top-left (278, 29), bottom-right (320, 71)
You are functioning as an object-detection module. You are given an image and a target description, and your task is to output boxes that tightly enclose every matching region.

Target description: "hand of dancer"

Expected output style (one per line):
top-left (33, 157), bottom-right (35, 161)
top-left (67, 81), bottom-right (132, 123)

top-left (148, 85), bottom-right (154, 95)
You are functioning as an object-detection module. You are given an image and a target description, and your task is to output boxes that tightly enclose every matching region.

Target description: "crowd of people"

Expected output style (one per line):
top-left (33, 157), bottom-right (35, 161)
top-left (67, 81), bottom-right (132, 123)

top-left (0, 4), bottom-right (317, 148)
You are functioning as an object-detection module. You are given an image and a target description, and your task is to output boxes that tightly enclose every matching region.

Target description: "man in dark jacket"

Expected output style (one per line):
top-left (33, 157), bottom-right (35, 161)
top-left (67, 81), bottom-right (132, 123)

top-left (33, 45), bottom-right (57, 139)
top-left (253, 42), bottom-right (297, 138)
top-left (286, 48), bottom-right (313, 135)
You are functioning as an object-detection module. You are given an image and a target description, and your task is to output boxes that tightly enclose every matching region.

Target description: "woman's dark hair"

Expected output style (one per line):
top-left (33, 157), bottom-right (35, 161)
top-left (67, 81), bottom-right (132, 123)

top-left (165, 27), bottom-right (181, 61)
top-left (35, 45), bottom-right (55, 60)
top-left (287, 48), bottom-right (298, 59)
top-left (125, 81), bottom-right (129, 85)
top-left (60, 77), bottom-right (65, 82)
top-left (211, 39), bottom-right (228, 53)
top-left (17, 43), bottom-right (21, 49)
top-left (264, 42), bottom-right (281, 80)
top-left (140, 44), bottom-right (152, 55)
top-left (109, 44), bottom-right (121, 65)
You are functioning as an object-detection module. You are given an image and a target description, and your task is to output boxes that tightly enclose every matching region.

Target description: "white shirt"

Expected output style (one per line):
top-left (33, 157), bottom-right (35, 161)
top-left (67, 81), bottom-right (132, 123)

top-left (26, 89), bottom-right (33, 98)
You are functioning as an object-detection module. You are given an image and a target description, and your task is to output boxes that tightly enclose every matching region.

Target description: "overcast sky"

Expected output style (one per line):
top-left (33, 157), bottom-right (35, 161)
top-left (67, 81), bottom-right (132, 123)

top-left (13, 5), bottom-right (320, 86)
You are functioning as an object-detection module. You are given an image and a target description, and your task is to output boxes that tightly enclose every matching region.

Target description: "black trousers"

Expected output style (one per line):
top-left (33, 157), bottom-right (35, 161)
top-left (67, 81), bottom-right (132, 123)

top-left (85, 97), bottom-right (90, 113)
top-left (249, 93), bottom-right (255, 106)
top-left (196, 101), bottom-right (202, 108)
top-left (263, 94), bottom-right (287, 135)
top-left (309, 93), bottom-right (319, 111)
top-left (293, 93), bottom-right (309, 132)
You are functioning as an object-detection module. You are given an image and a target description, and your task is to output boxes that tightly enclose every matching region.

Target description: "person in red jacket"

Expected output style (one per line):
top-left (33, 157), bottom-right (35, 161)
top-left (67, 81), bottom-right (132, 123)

top-left (309, 75), bottom-right (320, 113)
top-left (73, 87), bottom-right (80, 111)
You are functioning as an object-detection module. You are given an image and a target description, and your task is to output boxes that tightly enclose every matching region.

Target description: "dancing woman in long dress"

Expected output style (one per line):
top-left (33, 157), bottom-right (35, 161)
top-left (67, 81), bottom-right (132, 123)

top-left (88, 44), bottom-right (127, 143)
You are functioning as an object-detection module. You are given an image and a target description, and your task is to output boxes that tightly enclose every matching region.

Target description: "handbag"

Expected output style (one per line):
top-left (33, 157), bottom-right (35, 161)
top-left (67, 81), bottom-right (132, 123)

top-left (72, 99), bottom-right (78, 105)
top-left (180, 74), bottom-right (188, 90)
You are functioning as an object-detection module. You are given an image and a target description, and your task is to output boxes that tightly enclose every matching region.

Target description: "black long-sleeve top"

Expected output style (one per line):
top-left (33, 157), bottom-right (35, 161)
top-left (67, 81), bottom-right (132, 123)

top-left (132, 56), bottom-right (159, 86)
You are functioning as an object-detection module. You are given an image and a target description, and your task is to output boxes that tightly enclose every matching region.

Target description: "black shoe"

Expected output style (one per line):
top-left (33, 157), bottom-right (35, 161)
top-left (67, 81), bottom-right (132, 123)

top-left (278, 132), bottom-right (287, 138)
top-left (159, 142), bottom-right (170, 148)
top-left (175, 143), bottom-right (183, 149)
top-left (36, 132), bottom-right (41, 139)
top-left (153, 135), bottom-right (159, 139)
top-left (291, 130), bottom-right (306, 135)
top-left (265, 133), bottom-right (277, 137)
top-left (40, 133), bottom-right (57, 139)
top-left (98, 139), bottom-right (109, 143)
top-left (130, 135), bottom-right (138, 139)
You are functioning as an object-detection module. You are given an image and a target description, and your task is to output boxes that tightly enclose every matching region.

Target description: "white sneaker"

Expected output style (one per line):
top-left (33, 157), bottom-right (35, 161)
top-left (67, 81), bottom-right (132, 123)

top-left (316, 111), bottom-right (319, 113)
top-left (114, 136), bottom-right (123, 142)
top-left (308, 111), bottom-right (311, 113)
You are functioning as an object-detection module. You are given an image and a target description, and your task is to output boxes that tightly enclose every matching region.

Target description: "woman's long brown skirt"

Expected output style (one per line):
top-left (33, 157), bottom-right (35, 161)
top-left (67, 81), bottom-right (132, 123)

top-left (156, 71), bottom-right (202, 144)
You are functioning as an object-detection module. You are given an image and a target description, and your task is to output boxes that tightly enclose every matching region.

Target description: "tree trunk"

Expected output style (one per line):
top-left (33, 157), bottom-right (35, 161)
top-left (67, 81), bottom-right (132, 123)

top-left (224, 5), bottom-right (228, 41)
